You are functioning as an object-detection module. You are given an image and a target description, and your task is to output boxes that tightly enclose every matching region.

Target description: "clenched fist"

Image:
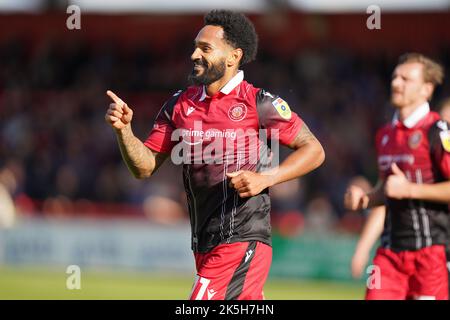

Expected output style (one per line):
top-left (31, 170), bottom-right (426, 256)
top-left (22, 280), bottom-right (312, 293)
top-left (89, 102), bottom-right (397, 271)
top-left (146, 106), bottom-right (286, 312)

top-left (384, 163), bottom-right (412, 199)
top-left (105, 90), bottom-right (133, 130)
top-left (226, 170), bottom-right (272, 198)
top-left (344, 185), bottom-right (369, 211)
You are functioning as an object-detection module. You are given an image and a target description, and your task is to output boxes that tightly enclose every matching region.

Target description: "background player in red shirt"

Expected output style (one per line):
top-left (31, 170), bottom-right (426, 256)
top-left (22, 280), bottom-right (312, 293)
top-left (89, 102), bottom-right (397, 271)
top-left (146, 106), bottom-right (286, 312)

top-left (344, 53), bottom-right (450, 300)
top-left (439, 99), bottom-right (450, 297)
top-left (350, 97), bottom-right (450, 296)
top-left (105, 10), bottom-right (325, 300)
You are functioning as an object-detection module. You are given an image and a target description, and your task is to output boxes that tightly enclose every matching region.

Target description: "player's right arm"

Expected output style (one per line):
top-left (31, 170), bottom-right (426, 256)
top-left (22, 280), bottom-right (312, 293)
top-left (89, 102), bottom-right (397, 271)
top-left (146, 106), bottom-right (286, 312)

top-left (344, 179), bottom-right (385, 211)
top-left (105, 90), bottom-right (168, 179)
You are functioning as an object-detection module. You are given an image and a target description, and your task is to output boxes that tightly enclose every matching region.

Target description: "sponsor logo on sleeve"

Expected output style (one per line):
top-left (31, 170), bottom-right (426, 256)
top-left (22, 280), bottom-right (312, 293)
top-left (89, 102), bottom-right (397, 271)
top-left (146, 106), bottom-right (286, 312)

top-left (439, 130), bottom-right (450, 152)
top-left (272, 97), bottom-right (292, 120)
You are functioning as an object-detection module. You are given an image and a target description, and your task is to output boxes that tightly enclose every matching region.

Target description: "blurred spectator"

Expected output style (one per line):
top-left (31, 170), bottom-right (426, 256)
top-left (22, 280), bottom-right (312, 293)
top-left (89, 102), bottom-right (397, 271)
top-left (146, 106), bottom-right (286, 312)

top-left (143, 195), bottom-right (186, 225)
top-left (304, 195), bottom-right (337, 234)
top-left (271, 177), bottom-right (304, 212)
top-left (270, 178), bottom-right (305, 237)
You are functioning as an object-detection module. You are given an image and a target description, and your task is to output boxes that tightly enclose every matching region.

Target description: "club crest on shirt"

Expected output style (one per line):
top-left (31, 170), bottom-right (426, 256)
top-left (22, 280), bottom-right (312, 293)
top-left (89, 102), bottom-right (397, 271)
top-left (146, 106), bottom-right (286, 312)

top-left (440, 130), bottom-right (450, 152)
top-left (228, 103), bottom-right (247, 122)
top-left (408, 131), bottom-right (423, 149)
top-left (272, 97), bottom-right (291, 120)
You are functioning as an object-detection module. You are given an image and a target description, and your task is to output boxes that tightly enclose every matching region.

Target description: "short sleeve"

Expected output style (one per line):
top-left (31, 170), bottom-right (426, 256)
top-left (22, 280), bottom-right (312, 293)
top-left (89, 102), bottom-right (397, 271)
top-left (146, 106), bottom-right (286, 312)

top-left (429, 120), bottom-right (450, 179)
top-left (144, 91), bottom-right (182, 154)
top-left (256, 89), bottom-right (303, 146)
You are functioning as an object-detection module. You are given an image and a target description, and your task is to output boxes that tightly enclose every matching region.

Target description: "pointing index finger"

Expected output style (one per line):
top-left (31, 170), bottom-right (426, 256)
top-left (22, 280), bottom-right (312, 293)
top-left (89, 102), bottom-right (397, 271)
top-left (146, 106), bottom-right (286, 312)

top-left (106, 90), bottom-right (124, 105)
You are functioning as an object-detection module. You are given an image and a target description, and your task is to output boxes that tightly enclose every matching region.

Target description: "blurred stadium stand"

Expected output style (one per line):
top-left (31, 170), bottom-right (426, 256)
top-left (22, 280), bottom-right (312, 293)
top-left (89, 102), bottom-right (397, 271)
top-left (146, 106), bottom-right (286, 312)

top-left (1, 1), bottom-right (450, 281)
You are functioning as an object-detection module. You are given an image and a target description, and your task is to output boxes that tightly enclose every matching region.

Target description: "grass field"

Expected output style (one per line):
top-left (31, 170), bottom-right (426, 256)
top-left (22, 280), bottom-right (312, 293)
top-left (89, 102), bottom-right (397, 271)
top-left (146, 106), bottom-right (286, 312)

top-left (0, 266), bottom-right (365, 300)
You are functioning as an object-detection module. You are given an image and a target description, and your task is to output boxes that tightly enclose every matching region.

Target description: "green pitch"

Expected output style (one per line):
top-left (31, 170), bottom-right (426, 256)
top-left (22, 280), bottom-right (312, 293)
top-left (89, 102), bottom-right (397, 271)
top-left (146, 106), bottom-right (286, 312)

top-left (0, 266), bottom-right (364, 300)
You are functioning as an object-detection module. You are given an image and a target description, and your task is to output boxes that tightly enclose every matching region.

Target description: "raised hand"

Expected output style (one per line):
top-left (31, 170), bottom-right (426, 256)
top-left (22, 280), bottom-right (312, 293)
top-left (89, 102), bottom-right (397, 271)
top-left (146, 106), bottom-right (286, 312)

top-left (384, 163), bottom-right (411, 199)
top-left (105, 90), bottom-right (134, 130)
top-left (344, 185), bottom-right (369, 211)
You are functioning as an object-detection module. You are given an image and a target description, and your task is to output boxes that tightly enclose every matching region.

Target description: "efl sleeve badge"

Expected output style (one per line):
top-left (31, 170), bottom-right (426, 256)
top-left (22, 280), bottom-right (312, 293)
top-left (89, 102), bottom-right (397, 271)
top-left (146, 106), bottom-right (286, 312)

top-left (272, 97), bottom-right (292, 120)
top-left (439, 130), bottom-right (450, 152)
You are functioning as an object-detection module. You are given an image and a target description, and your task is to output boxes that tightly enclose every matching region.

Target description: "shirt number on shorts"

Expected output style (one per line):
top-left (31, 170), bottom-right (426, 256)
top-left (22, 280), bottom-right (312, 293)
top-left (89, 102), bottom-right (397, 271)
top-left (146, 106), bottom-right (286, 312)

top-left (190, 276), bottom-right (217, 300)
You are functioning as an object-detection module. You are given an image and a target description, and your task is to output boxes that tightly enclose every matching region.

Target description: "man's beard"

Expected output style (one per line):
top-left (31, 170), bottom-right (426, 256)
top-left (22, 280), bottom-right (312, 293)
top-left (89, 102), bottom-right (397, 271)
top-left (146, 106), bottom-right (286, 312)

top-left (188, 58), bottom-right (226, 86)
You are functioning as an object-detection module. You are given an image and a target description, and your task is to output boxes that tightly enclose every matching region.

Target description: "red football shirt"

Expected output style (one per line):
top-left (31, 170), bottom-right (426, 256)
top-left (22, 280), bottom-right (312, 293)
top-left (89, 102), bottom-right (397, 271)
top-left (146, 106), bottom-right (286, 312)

top-left (375, 103), bottom-right (450, 251)
top-left (144, 71), bottom-right (303, 252)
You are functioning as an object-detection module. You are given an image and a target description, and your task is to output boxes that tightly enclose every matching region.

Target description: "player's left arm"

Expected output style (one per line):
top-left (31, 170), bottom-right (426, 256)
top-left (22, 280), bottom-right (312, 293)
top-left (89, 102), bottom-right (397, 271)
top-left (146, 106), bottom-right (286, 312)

top-left (264, 121), bottom-right (325, 183)
top-left (408, 181), bottom-right (450, 202)
top-left (385, 163), bottom-right (450, 202)
top-left (385, 121), bottom-right (450, 203)
top-left (227, 122), bottom-right (325, 198)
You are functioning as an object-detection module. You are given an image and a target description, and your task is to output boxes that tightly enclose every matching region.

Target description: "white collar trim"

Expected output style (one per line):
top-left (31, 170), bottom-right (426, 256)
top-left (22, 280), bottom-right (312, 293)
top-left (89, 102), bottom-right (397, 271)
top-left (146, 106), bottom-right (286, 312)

top-left (199, 70), bottom-right (244, 101)
top-left (392, 102), bottom-right (430, 128)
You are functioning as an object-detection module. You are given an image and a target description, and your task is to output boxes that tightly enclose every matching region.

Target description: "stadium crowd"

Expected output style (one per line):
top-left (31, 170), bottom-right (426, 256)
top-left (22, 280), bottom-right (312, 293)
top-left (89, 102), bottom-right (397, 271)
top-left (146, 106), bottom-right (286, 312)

top-left (1, 34), bottom-right (450, 233)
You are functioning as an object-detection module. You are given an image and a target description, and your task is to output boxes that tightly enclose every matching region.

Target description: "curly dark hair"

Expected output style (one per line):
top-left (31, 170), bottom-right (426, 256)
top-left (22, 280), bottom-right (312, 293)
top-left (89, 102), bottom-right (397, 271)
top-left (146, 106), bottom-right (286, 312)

top-left (204, 10), bottom-right (258, 66)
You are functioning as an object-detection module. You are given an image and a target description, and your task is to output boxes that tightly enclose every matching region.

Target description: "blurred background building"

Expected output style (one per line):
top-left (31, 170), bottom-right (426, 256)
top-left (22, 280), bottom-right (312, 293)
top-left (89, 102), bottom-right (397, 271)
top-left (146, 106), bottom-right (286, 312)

top-left (0, 0), bottom-right (449, 298)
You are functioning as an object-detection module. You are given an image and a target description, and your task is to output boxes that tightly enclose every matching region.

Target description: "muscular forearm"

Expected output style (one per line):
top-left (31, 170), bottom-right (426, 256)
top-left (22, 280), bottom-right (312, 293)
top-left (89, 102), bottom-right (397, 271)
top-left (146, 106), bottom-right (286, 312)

top-left (115, 125), bottom-right (156, 179)
top-left (227, 123), bottom-right (324, 198)
top-left (409, 181), bottom-right (450, 203)
top-left (263, 140), bottom-right (325, 187)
